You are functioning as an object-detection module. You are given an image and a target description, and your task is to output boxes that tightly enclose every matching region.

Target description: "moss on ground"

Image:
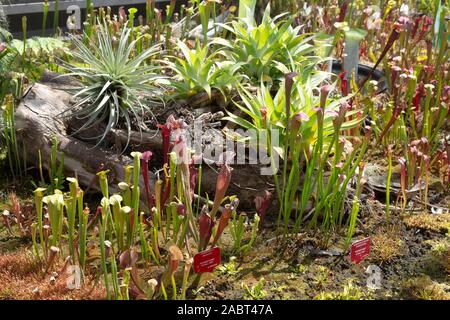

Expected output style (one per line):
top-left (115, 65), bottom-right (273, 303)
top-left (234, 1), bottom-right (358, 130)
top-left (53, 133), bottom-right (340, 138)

top-left (403, 213), bottom-right (450, 234)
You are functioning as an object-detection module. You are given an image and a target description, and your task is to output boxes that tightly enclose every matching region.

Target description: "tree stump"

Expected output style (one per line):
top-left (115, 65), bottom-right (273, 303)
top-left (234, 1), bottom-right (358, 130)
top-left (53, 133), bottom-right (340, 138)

top-left (15, 76), bottom-right (272, 209)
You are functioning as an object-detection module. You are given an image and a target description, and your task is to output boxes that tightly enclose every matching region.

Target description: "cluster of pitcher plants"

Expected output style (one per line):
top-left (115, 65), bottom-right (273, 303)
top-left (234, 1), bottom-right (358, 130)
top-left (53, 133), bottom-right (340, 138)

top-left (29, 117), bottom-right (259, 300)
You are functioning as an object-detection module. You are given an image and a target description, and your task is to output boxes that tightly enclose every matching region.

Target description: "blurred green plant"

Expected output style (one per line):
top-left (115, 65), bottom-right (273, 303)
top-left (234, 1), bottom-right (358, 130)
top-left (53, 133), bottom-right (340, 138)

top-left (42, 1), bottom-right (49, 37)
top-left (242, 277), bottom-right (267, 300)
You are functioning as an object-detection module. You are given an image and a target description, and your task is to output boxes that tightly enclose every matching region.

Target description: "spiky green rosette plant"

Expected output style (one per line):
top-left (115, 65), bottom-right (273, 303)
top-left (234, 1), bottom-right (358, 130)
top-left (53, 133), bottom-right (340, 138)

top-left (168, 39), bottom-right (242, 99)
top-left (216, 4), bottom-right (325, 85)
top-left (61, 20), bottom-right (164, 148)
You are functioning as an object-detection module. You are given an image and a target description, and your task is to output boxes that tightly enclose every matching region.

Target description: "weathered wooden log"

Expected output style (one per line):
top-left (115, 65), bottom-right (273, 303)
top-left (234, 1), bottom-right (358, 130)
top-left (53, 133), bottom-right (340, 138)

top-left (15, 82), bottom-right (131, 193)
top-left (200, 163), bottom-right (274, 209)
top-left (15, 79), bottom-right (272, 209)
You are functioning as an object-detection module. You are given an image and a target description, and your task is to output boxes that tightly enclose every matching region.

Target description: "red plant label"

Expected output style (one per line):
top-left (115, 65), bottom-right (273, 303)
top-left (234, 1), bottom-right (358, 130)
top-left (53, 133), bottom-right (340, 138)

top-left (193, 247), bottom-right (221, 273)
top-left (351, 237), bottom-right (371, 264)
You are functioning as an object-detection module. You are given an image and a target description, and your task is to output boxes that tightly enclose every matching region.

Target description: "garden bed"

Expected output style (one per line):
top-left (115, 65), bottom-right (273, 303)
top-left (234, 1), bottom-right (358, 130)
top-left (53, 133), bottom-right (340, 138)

top-left (0, 0), bottom-right (449, 301)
